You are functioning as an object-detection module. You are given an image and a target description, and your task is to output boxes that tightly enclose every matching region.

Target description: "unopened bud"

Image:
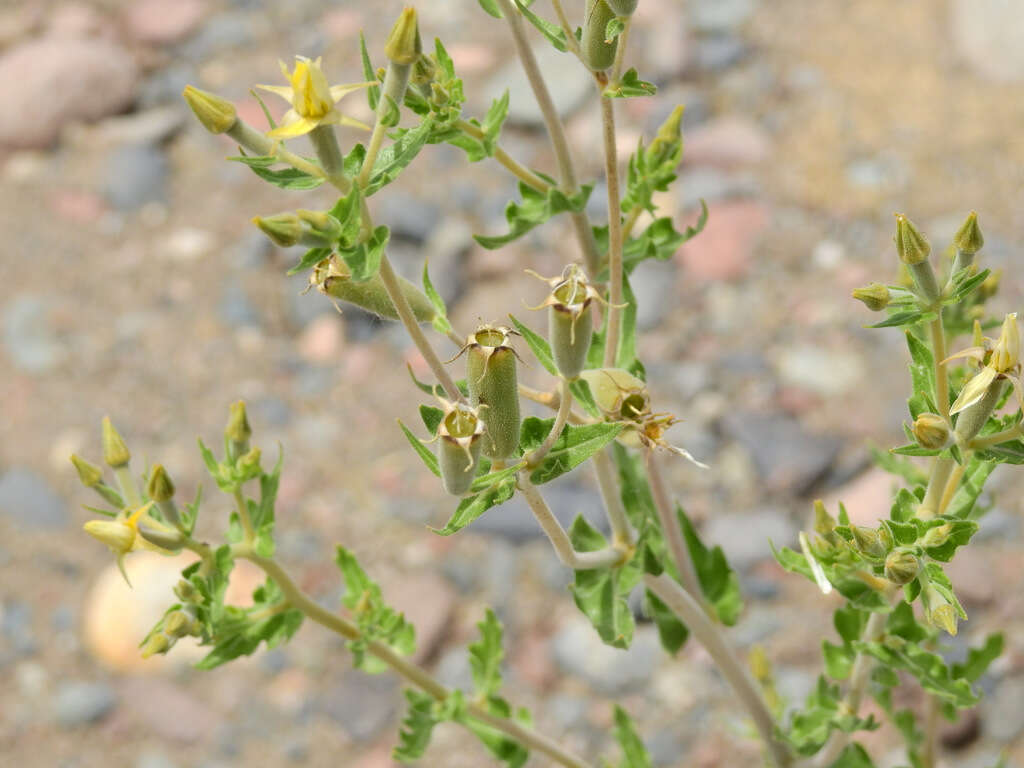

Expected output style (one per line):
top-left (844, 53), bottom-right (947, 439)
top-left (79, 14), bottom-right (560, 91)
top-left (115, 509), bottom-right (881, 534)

top-left (852, 282), bottom-right (890, 312)
top-left (466, 325), bottom-right (522, 461)
top-left (182, 85), bottom-right (238, 134)
top-left (83, 519), bottom-right (135, 555)
top-left (225, 400), bottom-right (252, 460)
top-left (254, 213), bottom-right (302, 247)
top-left (953, 211), bottom-right (984, 256)
top-left (920, 523), bottom-right (952, 549)
top-left (296, 209), bottom-right (343, 244)
top-left (70, 454), bottom-right (103, 488)
top-left (384, 7), bottom-right (421, 66)
top-left (102, 416), bottom-right (131, 468)
top-left (141, 632), bottom-right (172, 658)
top-left (813, 499), bottom-right (837, 536)
top-left (164, 610), bottom-right (199, 639)
top-left (884, 550), bottom-right (921, 585)
top-left (647, 105), bottom-right (684, 167)
top-left (922, 582), bottom-right (960, 636)
top-left (851, 525), bottom-right (890, 559)
top-left (581, 0), bottom-right (619, 71)
top-left (255, 210), bottom-right (344, 249)
top-left (912, 413), bottom-right (950, 451)
top-left (894, 214), bottom-right (930, 265)
top-left (174, 579), bottom-right (201, 604)
top-left (437, 402), bottom-right (485, 496)
top-left (146, 464), bottom-right (175, 502)
top-left (238, 447), bottom-right (262, 474)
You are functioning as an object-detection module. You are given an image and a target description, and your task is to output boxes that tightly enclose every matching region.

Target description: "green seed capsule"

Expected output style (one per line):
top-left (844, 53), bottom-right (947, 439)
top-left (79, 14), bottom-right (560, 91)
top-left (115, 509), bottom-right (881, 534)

top-left (605, 0), bottom-right (638, 16)
top-left (437, 402), bottom-right (485, 496)
top-left (466, 325), bottom-right (521, 461)
top-left (313, 256), bottom-right (436, 324)
top-left (582, 0), bottom-right (618, 72)
top-left (528, 265), bottom-right (599, 380)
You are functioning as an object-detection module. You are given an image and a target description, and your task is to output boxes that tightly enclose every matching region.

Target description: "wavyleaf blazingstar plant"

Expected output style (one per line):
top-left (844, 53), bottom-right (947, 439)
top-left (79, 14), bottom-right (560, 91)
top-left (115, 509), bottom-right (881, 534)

top-left (75, 4), bottom-right (1021, 768)
top-left (257, 56), bottom-right (375, 139)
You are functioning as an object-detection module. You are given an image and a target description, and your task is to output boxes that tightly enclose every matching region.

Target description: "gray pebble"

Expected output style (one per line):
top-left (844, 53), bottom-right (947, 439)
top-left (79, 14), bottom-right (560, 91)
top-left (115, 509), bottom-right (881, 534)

top-left (0, 468), bottom-right (68, 529)
top-left (53, 681), bottom-right (117, 728)
top-left (104, 143), bottom-right (168, 211)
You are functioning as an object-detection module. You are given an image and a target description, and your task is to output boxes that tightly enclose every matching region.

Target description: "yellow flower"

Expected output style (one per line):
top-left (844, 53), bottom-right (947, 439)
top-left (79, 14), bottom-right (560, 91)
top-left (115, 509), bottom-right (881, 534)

top-left (256, 56), bottom-right (374, 139)
top-left (947, 313), bottom-right (1021, 415)
top-left (83, 502), bottom-right (176, 585)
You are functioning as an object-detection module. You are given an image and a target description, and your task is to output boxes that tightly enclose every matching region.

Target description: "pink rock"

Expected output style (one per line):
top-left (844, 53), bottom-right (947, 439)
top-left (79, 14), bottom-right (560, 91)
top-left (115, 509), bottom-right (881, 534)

top-left (48, 3), bottom-right (106, 39)
top-left (322, 8), bottom-right (364, 42)
top-left (448, 43), bottom-right (496, 73)
top-left (51, 189), bottom-right (106, 223)
top-left (678, 200), bottom-right (767, 281)
top-left (820, 468), bottom-right (896, 527)
top-left (0, 37), bottom-right (138, 150)
top-left (299, 314), bottom-right (344, 365)
top-left (685, 117), bottom-right (770, 167)
top-left (123, 0), bottom-right (206, 46)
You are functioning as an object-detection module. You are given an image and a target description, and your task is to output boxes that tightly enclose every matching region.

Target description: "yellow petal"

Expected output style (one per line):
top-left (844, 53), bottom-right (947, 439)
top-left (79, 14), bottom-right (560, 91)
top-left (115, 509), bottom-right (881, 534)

top-left (940, 345), bottom-right (985, 366)
top-left (329, 81), bottom-right (377, 102)
top-left (267, 115), bottom-right (321, 139)
top-left (950, 365), bottom-right (998, 415)
top-left (254, 84), bottom-right (295, 102)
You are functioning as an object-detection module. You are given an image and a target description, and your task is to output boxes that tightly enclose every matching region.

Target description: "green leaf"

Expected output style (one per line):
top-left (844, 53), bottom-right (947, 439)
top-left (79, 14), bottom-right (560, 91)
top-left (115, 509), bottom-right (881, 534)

top-left (953, 633), bottom-right (1003, 683)
top-left (570, 378), bottom-right (601, 419)
top-left (870, 310), bottom-right (931, 329)
top-left (827, 743), bottom-right (876, 768)
top-left (520, 418), bottom-right (624, 484)
top-left (644, 587), bottom-right (688, 654)
top-left (945, 456), bottom-right (997, 518)
top-left (676, 505), bottom-right (743, 625)
top-left (477, 0), bottom-right (503, 18)
top-left (475, 180), bottom-right (592, 249)
top-left (605, 68), bottom-right (658, 99)
top-left (359, 32), bottom-right (380, 110)
top-left (379, 94), bottom-right (401, 128)
top-left (855, 638), bottom-right (978, 707)
top-left (783, 676), bottom-right (879, 756)
top-left (394, 689), bottom-right (438, 762)
top-left (336, 546), bottom-right (416, 671)
top-left (398, 419), bottom-right (440, 477)
top-left (469, 462), bottom-right (523, 492)
top-left (921, 518), bottom-right (978, 562)
top-left (606, 17), bottom-right (626, 42)
top-left (948, 267), bottom-right (991, 304)
top-left (228, 153), bottom-right (324, 190)
top-left (407, 364), bottom-right (470, 399)
top-left (339, 225), bottom-right (390, 283)
top-left (365, 119), bottom-right (435, 196)
top-left (612, 706), bottom-right (653, 768)
top-left (508, 314), bottom-right (557, 376)
top-left (568, 515), bottom-right (635, 648)
top-left (419, 405), bottom-right (445, 435)
top-left (431, 476), bottom-right (516, 535)
top-left (596, 205), bottom-right (709, 276)
top-left (285, 246), bottom-right (330, 276)
top-left (469, 608), bottom-right (505, 697)
top-left (513, 0), bottom-right (569, 51)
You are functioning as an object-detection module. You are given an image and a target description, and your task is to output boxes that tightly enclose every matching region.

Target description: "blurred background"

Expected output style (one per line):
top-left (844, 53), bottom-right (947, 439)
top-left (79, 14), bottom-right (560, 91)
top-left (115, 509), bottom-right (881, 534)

top-left (2, 0), bottom-right (1024, 766)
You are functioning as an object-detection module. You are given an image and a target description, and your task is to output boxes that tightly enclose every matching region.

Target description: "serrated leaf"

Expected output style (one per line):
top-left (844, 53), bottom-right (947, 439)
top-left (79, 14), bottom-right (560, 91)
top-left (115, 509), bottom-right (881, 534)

top-left (613, 706), bottom-right (653, 768)
top-left (855, 639), bottom-right (977, 707)
top-left (596, 204), bottom-right (709, 276)
top-left (394, 689), bottom-right (438, 762)
top-left (513, 0), bottom-right (569, 51)
top-left (398, 419), bottom-right (440, 477)
top-left (953, 633), bottom-right (1003, 683)
top-left (228, 153), bottom-right (325, 190)
top-left (520, 417), bottom-right (624, 484)
top-left (469, 608), bottom-right (505, 697)
top-left (475, 181), bottom-right (592, 249)
top-left (605, 17), bottom-right (626, 42)
top-left (783, 676), bottom-right (879, 756)
top-left (870, 310), bottom-right (930, 329)
top-left (365, 120), bottom-right (435, 196)
top-left (339, 224), bottom-right (390, 282)
top-left (945, 456), bottom-right (996, 518)
top-left (948, 267), bottom-right (991, 304)
top-left (827, 743), bottom-right (876, 768)
top-left (431, 476), bottom-right (516, 535)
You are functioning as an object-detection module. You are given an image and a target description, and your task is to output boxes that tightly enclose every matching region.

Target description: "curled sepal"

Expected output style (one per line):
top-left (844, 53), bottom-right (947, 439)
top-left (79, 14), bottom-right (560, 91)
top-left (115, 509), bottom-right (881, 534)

top-left (461, 324), bottom-right (522, 461)
top-left (436, 400), bottom-right (485, 496)
top-left (526, 264), bottom-right (601, 379)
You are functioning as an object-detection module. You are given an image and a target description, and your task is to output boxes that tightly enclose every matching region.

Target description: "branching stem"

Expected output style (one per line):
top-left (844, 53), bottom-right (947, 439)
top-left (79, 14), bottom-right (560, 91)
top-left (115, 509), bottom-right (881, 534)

top-left (456, 119), bottom-right (551, 193)
top-left (526, 378), bottom-right (573, 467)
top-left (600, 94), bottom-right (624, 368)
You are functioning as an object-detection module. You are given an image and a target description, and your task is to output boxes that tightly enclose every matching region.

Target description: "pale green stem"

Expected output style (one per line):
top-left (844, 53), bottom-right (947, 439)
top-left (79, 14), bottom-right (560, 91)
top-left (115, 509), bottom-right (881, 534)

top-left (519, 476), bottom-right (625, 569)
top-left (114, 466), bottom-right (142, 509)
top-left (226, 120), bottom-right (329, 183)
top-left (970, 423), bottom-right (1023, 449)
top-left (937, 460), bottom-right (967, 517)
top-left (813, 609), bottom-right (889, 767)
top-left (592, 448), bottom-right (634, 547)
top-left (621, 206), bottom-right (643, 244)
top-left (309, 124), bottom-right (346, 186)
top-left (358, 121), bottom-right (388, 189)
top-left (921, 693), bottom-right (940, 768)
top-left (600, 94), bottom-right (624, 368)
top-left (456, 119), bottom-right (551, 193)
top-left (919, 457), bottom-right (955, 520)
top-left (235, 544), bottom-right (594, 768)
top-left (644, 449), bottom-right (708, 613)
top-left (495, 0), bottom-right (601, 277)
top-left (550, 0), bottom-right (582, 57)
top-left (526, 378), bottom-right (573, 467)
top-left (233, 488), bottom-right (255, 543)
top-left (931, 315), bottom-right (950, 422)
top-left (609, 16), bottom-right (632, 85)
top-left (644, 573), bottom-right (792, 768)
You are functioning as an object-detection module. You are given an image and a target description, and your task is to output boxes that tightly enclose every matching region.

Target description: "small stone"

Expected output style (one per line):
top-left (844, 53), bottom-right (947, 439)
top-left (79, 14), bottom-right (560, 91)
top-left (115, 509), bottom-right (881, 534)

top-left (0, 38), bottom-right (138, 149)
top-left (722, 411), bottom-right (841, 494)
top-left (374, 192), bottom-right (440, 243)
top-left (124, 0), bottom-right (206, 45)
top-left (2, 600), bottom-right (37, 656)
top-left (951, 0), bottom-right (1024, 81)
top-left (92, 107), bottom-right (185, 147)
top-left (53, 681), bottom-right (117, 728)
top-left (0, 468), bottom-right (68, 528)
top-left (161, 227), bottom-right (215, 261)
top-left (4, 295), bottom-right (66, 374)
top-left (104, 144), bottom-right (168, 211)
top-left (684, 118), bottom-right (770, 167)
top-left (678, 200), bottom-right (768, 281)
top-left (677, 167), bottom-right (759, 210)
top-left (690, 0), bottom-right (756, 32)
top-left (704, 509), bottom-right (797, 571)
top-left (298, 314), bottom-right (343, 365)
top-left (552, 619), bottom-right (661, 694)
top-left (117, 678), bottom-right (219, 742)
top-left (488, 44), bottom-right (592, 127)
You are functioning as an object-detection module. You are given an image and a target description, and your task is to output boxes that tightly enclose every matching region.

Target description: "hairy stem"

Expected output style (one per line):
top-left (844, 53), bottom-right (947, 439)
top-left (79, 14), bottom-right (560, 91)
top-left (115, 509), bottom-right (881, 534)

top-left (592, 448), bottom-right (634, 547)
top-left (970, 423), bottom-right (1023, 449)
top-left (919, 457), bottom-right (955, 520)
top-left (358, 121), bottom-right (388, 189)
top-left (526, 378), bottom-right (573, 467)
top-left (233, 488), bottom-right (255, 543)
top-left (236, 545), bottom-right (594, 768)
top-left (456, 119), bottom-right (551, 193)
top-left (645, 449), bottom-right (706, 612)
top-left (937, 460), bottom-right (967, 516)
top-left (114, 466), bottom-right (142, 509)
top-left (931, 315), bottom-right (950, 421)
top-left (644, 573), bottom-right (791, 768)
top-left (920, 693), bottom-right (939, 768)
top-left (495, 0), bottom-right (601, 277)
top-left (551, 0), bottom-right (582, 57)
top-left (519, 477), bottom-right (626, 569)
top-left (600, 94), bottom-right (624, 368)
top-left (309, 125), bottom-right (346, 186)
top-left (226, 120), bottom-right (329, 182)
top-left (621, 206), bottom-right (643, 244)
top-left (609, 17), bottom-right (632, 85)
top-left (814, 609), bottom-right (889, 767)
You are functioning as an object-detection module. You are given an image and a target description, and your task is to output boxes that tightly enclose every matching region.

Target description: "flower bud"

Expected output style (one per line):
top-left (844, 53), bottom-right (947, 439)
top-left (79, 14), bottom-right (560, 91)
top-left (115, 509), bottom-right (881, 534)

top-left (437, 402), bottom-right (486, 495)
top-left (884, 550), bottom-right (921, 585)
top-left (164, 610), bottom-right (200, 639)
top-left (953, 211), bottom-right (983, 257)
top-left (174, 579), bottom-right (201, 604)
top-left (141, 632), bottom-right (172, 658)
top-left (253, 210), bottom-right (342, 249)
top-left (912, 413), bottom-right (951, 451)
top-left (851, 525), bottom-right (890, 559)
top-left (922, 582), bottom-right (960, 636)
top-left (646, 105), bottom-right (684, 168)
top-left (893, 214), bottom-right (930, 266)
top-left (225, 400), bottom-right (251, 461)
top-left (146, 464), bottom-right (175, 502)
top-left (581, 0), bottom-right (619, 71)
top-left (605, 0), bottom-right (639, 15)
top-left (851, 282), bottom-right (890, 312)
top-left (466, 325), bottom-right (522, 461)
top-left (313, 256), bottom-right (436, 323)
top-left (919, 522), bottom-right (952, 549)
top-left (813, 499), bottom-right (837, 536)
top-left (991, 313), bottom-right (1019, 373)
top-left (238, 447), bottom-right (262, 474)
top-left (83, 519), bottom-right (135, 555)
top-left (70, 454), bottom-right (103, 488)
top-left (102, 416), bottom-right (131, 468)
top-left (579, 368), bottom-right (650, 422)
top-left (384, 7), bottom-right (422, 66)
top-left (182, 85), bottom-right (238, 134)
top-left (254, 213), bottom-right (302, 247)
